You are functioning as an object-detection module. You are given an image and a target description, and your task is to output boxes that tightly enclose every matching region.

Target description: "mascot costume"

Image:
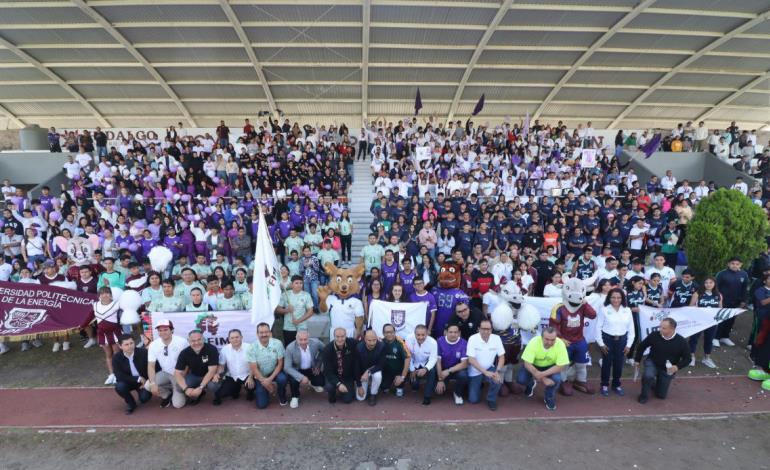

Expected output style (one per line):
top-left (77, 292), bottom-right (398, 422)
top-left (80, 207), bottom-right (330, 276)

top-left (488, 280), bottom-right (540, 395)
top-left (56, 236), bottom-right (100, 281)
top-left (549, 277), bottom-right (597, 395)
top-left (318, 263), bottom-right (366, 339)
top-left (748, 313), bottom-right (770, 391)
top-left (431, 263), bottom-right (469, 338)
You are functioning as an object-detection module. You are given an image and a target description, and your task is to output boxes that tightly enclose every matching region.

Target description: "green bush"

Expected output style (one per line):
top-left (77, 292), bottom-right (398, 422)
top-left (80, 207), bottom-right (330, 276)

top-left (684, 188), bottom-right (769, 279)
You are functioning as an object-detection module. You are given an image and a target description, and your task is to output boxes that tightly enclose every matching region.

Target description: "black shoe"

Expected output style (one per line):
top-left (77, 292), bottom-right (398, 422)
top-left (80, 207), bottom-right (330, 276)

top-left (487, 400), bottom-right (498, 411)
top-left (160, 396), bottom-right (172, 408)
top-left (328, 394), bottom-right (337, 404)
top-left (213, 397), bottom-right (222, 406)
top-left (245, 392), bottom-right (255, 401)
top-left (638, 394), bottom-right (648, 404)
top-left (124, 406), bottom-right (135, 415)
top-left (422, 397), bottom-right (431, 406)
top-left (368, 394), bottom-right (377, 406)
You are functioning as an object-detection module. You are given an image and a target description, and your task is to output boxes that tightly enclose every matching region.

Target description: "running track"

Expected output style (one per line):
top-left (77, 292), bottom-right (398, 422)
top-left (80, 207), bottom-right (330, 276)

top-left (0, 375), bottom-right (767, 430)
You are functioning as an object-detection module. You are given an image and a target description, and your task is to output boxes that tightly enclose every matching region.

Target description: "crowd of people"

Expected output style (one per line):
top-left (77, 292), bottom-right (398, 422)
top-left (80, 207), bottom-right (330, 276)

top-left (0, 116), bottom-right (768, 414)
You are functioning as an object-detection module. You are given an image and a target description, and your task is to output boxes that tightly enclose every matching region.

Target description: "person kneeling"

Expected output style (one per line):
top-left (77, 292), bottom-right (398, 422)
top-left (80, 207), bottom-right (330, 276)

top-left (174, 329), bottom-right (221, 408)
top-left (517, 327), bottom-right (569, 411)
top-left (246, 323), bottom-right (288, 409)
top-left (436, 324), bottom-right (469, 405)
top-left (112, 334), bottom-right (151, 415)
top-left (406, 325), bottom-right (438, 406)
top-left (214, 329), bottom-right (255, 405)
top-left (467, 319), bottom-right (505, 411)
top-left (284, 330), bottom-right (325, 409)
top-left (323, 327), bottom-right (358, 404)
top-left (355, 330), bottom-right (386, 406)
top-left (633, 317), bottom-right (691, 404)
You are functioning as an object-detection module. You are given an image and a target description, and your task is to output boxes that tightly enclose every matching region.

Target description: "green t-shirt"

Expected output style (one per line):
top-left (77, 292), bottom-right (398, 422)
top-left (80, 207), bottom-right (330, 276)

top-left (240, 291), bottom-right (252, 310)
top-left (149, 295), bottom-right (185, 313)
top-left (284, 236), bottom-right (304, 257)
top-left (192, 263), bottom-right (212, 279)
top-left (286, 259), bottom-right (301, 277)
top-left (339, 220), bottom-right (352, 236)
top-left (216, 295), bottom-right (244, 311)
top-left (171, 264), bottom-right (191, 278)
top-left (521, 336), bottom-right (570, 369)
top-left (281, 289), bottom-right (314, 332)
top-left (317, 248), bottom-right (340, 269)
top-left (304, 232), bottom-right (323, 254)
top-left (246, 338), bottom-right (285, 377)
top-left (185, 302), bottom-right (210, 312)
top-left (361, 243), bottom-right (385, 273)
top-left (174, 281), bottom-right (205, 305)
top-left (210, 261), bottom-right (231, 275)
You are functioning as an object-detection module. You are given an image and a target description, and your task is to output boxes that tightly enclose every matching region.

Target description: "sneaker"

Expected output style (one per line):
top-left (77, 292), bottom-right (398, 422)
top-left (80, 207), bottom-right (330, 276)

top-left (367, 394), bottom-right (377, 406)
top-left (626, 358), bottom-right (635, 366)
top-left (279, 400), bottom-right (288, 407)
top-left (83, 338), bottom-right (96, 349)
top-left (395, 388), bottom-right (404, 398)
top-left (689, 357), bottom-right (695, 367)
top-left (52, 342), bottom-right (61, 352)
top-left (421, 397), bottom-right (431, 406)
top-left (719, 338), bottom-right (736, 347)
top-left (544, 397), bottom-right (556, 411)
top-left (525, 381), bottom-right (536, 398)
top-left (31, 339), bottom-right (43, 348)
top-left (487, 400), bottom-right (497, 411)
top-left (600, 386), bottom-right (609, 397)
top-left (160, 396), bottom-right (172, 408)
top-left (104, 373), bottom-right (116, 385)
top-left (62, 341), bottom-right (70, 351)
top-left (712, 339), bottom-right (721, 349)
top-left (0, 342), bottom-right (10, 354)
top-left (290, 397), bottom-right (299, 409)
top-left (453, 392), bottom-right (464, 405)
top-left (613, 386), bottom-right (625, 396)
top-left (21, 342), bottom-right (30, 352)
top-left (637, 394), bottom-right (648, 404)
top-left (312, 386), bottom-right (324, 393)
top-left (702, 357), bottom-right (717, 369)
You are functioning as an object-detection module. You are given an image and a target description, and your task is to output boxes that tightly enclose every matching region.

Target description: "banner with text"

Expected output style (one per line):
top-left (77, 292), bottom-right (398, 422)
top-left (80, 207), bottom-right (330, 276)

top-left (369, 300), bottom-right (427, 340)
top-left (0, 282), bottom-right (97, 341)
top-left (639, 306), bottom-right (745, 340)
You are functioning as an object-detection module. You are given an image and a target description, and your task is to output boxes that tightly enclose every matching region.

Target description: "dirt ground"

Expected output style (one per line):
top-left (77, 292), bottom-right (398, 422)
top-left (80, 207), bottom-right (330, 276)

top-left (0, 415), bottom-right (767, 470)
top-left (0, 310), bottom-right (759, 388)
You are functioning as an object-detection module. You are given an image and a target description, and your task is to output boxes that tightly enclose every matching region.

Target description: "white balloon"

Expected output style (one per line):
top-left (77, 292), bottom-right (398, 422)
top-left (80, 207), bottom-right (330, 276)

top-left (516, 304), bottom-right (540, 332)
top-left (118, 289), bottom-right (143, 325)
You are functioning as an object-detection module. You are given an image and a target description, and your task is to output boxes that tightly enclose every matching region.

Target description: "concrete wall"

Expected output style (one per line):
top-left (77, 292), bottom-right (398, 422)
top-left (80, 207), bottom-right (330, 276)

top-left (621, 150), bottom-right (757, 188)
top-left (0, 151), bottom-right (70, 188)
top-left (0, 130), bottom-right (20, 151)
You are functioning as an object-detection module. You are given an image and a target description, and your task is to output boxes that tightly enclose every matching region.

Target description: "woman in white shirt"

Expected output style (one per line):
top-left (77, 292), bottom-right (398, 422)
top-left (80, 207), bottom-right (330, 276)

top-left (595, 288), bottom-right (635, 397)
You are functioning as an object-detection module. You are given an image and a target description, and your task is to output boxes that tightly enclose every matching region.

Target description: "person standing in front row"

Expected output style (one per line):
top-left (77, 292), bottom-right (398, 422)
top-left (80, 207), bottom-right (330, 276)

top-left (634, 318), bottom-right (691, 403)
top-left (595, 288), bottom-right (635, 397)
top-left (715, 257), bottom-right (749, 348)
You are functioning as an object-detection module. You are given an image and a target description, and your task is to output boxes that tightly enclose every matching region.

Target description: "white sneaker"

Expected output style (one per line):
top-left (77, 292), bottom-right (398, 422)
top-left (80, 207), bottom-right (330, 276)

top-left (31, 339), bottom-right (43, 348)
top-left (626, 358), bottom-right (635, 366)
top-left (62, 341), bottom-right (70, 351)
top-left (83, 338), bottom-right (96, 349)
top-left (21, 342), bottom-right (30, 352)
top-left (702, 357), bottom-right (717, 369)
top-left (52, 342), bottom-right (61, 352)
top-left (395, 388), bottom-right (404, 397)
top-left (453, 392), bottom-right (464, 405)
top-left (712, 339), bottom-right (721, 349)
top-left (0, 342), bottom-right (10, 354)
top-left (290, 397), bottom-right (299, 409)
top-left (312, 386), bottom-right (324, 393)
top-left (689, 357), bottom-right (696, 367)
top-left (719, 338), bottom-right (735, 347)
top-left (104, 373), bottom-right (116, 385)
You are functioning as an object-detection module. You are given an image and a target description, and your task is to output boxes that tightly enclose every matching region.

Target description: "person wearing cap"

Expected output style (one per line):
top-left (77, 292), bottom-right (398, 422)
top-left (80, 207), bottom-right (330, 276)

top-left (145, 318), bottom-right (188, 408)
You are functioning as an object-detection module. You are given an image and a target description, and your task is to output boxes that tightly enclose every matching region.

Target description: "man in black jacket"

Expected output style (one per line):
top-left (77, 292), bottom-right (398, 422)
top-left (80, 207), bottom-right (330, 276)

top-left (112, 334), bottom-right (151, 414)
top-left (633, 318), bottom-right (691, 404)
top-left (322, 327), bottom-right (358, 404)
top-left (355, 330), bottom-right (386, 406)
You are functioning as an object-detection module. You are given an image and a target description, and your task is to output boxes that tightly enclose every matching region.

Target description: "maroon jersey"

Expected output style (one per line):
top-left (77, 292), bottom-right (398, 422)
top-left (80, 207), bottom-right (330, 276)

top-left (75, 275), bottom-right (98, 294)
top-left (37, 273), bottom-right (65, 285)
top-left (549, 303), bottom-right (596, 343)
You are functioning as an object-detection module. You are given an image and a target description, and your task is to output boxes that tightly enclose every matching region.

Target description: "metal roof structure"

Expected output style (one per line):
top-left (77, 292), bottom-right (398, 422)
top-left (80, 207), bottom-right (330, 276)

top-left (1, 0), bottom-right (770, 130)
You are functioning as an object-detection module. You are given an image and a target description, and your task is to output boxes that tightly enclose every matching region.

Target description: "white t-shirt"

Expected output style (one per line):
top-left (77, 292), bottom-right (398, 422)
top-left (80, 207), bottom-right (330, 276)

top-left (629, 225), bottom-right (648, 250)
top-left (147, 335), bottom-right (188, 374)
top-left (0, 262), bottom-right (12, 281)
top-left (75, 152), bottom-right (93, 168)
top-left (327, 295), bottom-right (364, 338)
top-left (645, 266), bottom-right (676, 294)
top-left (63, 161), bottom-right (81, 179)
top-left (466, 333), bottom-right (505, 377)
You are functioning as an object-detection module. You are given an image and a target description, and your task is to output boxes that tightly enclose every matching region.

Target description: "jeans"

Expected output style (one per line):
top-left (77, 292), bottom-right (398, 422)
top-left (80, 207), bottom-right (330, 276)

top-left (600, 333), bottom-right (627, 388)
top-left (305, 279), bottom-right (320, 310)
top-left (641, 358), bottom-right (675, 399)
top-left (215, 376), bottom-right (254, 401)
top-left (410, 366), bottom-right (438, 399)
top-left (516, 365), bottom-right (562, 403)
top-left (115, 380), bottom-right (151, 408)
top-left (172, 373), bottom-right (221, 408)
top-left (468, 366), bottom-right (503, 404)
top-left (288, 368), bottom-right (325, 398)
top-left (254, 371), bottom-right (288, 409)
top-left (690, 324), bottom-right (717, 355)
top-left (97, 146), bottom-right (107, 158)
top-left (716, 315), bottom-right (737, 340)
top-left (443, 369), bottom-right (469, 397)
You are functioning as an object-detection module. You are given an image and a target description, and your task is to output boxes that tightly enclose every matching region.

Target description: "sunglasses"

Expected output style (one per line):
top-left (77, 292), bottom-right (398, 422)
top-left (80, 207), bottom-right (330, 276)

top-left (163, 345), bottom-right (168, 356)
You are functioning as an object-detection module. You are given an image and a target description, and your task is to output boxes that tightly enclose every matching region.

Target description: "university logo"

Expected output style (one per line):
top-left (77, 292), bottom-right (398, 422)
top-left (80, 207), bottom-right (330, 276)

top-left (1, 308), bottom-right (48, 334)
top-left (713, 308), bottom-right (732, 322)
top-left (391, 309), bottom-right (406, 328)
top-left (195, 314), bottom-right (220, 335)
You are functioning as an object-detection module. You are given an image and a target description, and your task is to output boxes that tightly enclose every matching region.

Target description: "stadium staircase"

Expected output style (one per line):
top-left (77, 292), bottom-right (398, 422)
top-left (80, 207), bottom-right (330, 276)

top-left (348, 159), bottom-right (374, 265)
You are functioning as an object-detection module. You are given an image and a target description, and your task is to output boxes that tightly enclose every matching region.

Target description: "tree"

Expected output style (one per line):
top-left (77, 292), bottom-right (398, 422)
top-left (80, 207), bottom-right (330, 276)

top-left (684, 188), bottom-right (769, 279)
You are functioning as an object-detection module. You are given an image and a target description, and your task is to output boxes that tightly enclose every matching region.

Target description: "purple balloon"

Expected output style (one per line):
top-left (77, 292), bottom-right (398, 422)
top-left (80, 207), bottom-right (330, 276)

top-left (128, 243), bottom-right (138, 252)
top-left (134, 220), bottom-right (146, 229)
top-left (238, 207), bottom-right (245, 214)
top-left (164, 189), bottom-right (173, 198)
top-left (168, 179), bottom-right (176, 186)
top-left (179, 220), bottom-right (189, 229)
top-left (212, 177), bottom-right (220, 184)
top-left (181, 194), bottom-right (190, 202)
top-left (204, 207), bottom-right (214, 215)
top-left (208, 196), bottom-right (218, 204)
top-left (248, 168), bottom-right (256, 175)
top-left (105, 189), bottom-right (113, 197)
top-left (119, 242), bottom-right (129, 249)
top-left (49, 211), bottom-right (61, 222)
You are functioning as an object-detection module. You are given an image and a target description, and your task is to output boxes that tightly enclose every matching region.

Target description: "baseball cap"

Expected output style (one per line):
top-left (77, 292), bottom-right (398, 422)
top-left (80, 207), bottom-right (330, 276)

top-left (154, 319), bottom-right (174, 330)
top-left (43, 260), bottom-right (55, 268)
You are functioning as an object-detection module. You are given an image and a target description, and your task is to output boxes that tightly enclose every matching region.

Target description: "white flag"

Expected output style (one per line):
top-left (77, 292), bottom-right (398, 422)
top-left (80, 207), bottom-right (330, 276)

top-left (368, 299), bottom-right (427, 340)
top-left (251, 207), bottom-right (282, 327)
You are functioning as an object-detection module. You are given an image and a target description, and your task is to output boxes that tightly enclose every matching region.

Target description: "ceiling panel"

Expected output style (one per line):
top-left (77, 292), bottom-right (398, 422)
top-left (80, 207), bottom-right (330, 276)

top-left (541, 103), bottom-right (626, 117)
top-left (139, 47), bottom-right (249, 63)
top-left (714, 37), bottom-right (770, 52)
top-left (369, 85), bottom-right (455, 100)
top-left (690, 55), bottom-right (769, 73)
top-left (4, 101), bottom-right (88, 116)
top-left (627, 105), bottom-right (710, 119)
top-left (0, 6), bottom-right (92, 24)
top-left (369, 100), bottom-right (450, 116)
top-left (489, 30), bottom-right (603, 47)
top-left (74, 84), bottom-right (169, 100)
top-left (245, 26), bottom-right (361, 44)
top-left (171, 84), bottom-right (266, 100)
top-left (157, 66), bottom-right (257, 82)
top-left (255, 47), bottom-right (361, 64)
top-left (653, 0), bottom-right (770, 14)
top-left (25, 47), bottom-right (136, 63)
top-left (554, 87), bottom-right (643, 102)
top-left (94, 4), bottom-right (228, 23)
top-left (372, 5), bottom-right (495, 25)
top-left (369, 48), bottom-right (471, 64)
top-left (709, 108), bottom-right (770, 123)
top-left (603, 33), bottom-right (714, 51)
top-left (94, 101), bottom-right (181, 115)
top-left (264, 66), bottom-right (361, 82)
top-left (0, 68), bottom-right (51, 82)
top-left (478, 50), bottom-right (583, 66)
top-left (51, 66), bottom-right (152, 81)
top-left (645, 89), bottom-right (733, 104)
top-left (232, 4), bottom-right (362, 22)
top-left (271, 84), bottom-right (360, 100)
top-left (0, 84), bottom-right (71, 99)
top-left (501, 9), bottom-right (624, 27)
top-left (0, 28), bottom-right (117, 45)
top-left (370, 28), bottom-right (482, 46)
top-left (278, 102), bottom-right (361, 115)
top-left (456, 102), bottom-right (538, 117)
top-left (585, 51), bottom-right (687, 68)
top-left (185, 102), bottom-right (267, 115)
top-left (569, 70), bottom-right (664, 86)
top-left (369, 67), bottom-right (463, 83)
top-left (665, 73), bottom-right (755, 89)
top-left (627, 13), bottom-right (746, 32)
top-left (468, 69), bottom-right (564, 83)
top-left (0, 50), bottom-right (24, 63)
top-left (119, 27), bottom-right (239, 44)
top-left (728, 92), bottom-right (770, 106)
top-left (461, 86), bottom-right (551, 101)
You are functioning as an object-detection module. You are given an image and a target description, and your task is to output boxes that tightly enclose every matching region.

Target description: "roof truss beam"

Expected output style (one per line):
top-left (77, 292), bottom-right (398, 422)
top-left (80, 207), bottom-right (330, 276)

top-left (694, 69), bottom-right (770, 123)
top-left (362, 0), bottom-right (371, 121)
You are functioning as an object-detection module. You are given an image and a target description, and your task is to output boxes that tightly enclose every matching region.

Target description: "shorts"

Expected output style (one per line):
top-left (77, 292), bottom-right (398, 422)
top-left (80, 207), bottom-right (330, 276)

top-left (566, 338), bottom-right (589, 364)
top-left (96, 320), bottom-right (122, 346)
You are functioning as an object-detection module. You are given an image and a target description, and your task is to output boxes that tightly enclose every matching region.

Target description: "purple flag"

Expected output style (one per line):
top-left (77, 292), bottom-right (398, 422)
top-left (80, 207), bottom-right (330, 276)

top-left (642, 133), bottom-right (662, 158)
top-left (472, 94), bottom-right (485, 116)
top-left (414, 88), bottom-right (422, 116)
top-left (522, 111), bottom-right (530, 138)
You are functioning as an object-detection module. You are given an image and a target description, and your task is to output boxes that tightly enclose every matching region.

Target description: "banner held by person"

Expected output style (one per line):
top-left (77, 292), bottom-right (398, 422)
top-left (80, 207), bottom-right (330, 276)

top-left (0, 281), bottom-right (97, 341)
top-left (368, 299), bottom-right (427, 340)
top-left (639, 305), bottom-right (745, 341)
top-left (252, 206), bottom-right (282, 328)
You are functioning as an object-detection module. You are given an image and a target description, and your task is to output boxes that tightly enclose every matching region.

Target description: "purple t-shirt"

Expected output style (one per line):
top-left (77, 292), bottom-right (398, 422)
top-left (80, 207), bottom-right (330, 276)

top-left (409, 291), bottom-right (437, 326)
top-left (431, 287), bottom-right (469, 338)
top-left (438, 336), bottom-right (467, 370)
top-left (381, 261), bottom-right (399, 295)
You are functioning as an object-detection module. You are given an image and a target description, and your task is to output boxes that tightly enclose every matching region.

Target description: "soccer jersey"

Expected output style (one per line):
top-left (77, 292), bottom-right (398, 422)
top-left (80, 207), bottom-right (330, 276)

top-left (216, 295), bottom-right (244, 311)
top-left (149, 295), bottom-right (184, 313)
top-left (361, 244), bottom-right (385, 274)
top-left (327, 295), bottom-right (364, 338)
top-left (281, 290), bottom-right (314, 332)
top-left (431, 287), bottom-right (469, 338)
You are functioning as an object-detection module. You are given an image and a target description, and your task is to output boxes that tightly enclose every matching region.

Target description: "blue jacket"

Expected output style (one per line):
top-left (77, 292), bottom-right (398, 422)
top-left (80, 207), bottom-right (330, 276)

top-left (716, 268), bottom-right (750, 307)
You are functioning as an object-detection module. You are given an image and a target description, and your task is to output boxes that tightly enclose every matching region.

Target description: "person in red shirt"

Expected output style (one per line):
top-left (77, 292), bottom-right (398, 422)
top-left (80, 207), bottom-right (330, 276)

top-left (470, 259), bottom-right (496, 310)
top-left (549, 278), bottom-right (597, 395)
top-left (636, 190), bottom-right (651, 213)
top-left (243, 118), bottom-right (255, 139)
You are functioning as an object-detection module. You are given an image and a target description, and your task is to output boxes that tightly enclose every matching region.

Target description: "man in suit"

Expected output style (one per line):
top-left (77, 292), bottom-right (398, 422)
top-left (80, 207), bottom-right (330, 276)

top-left (284, 329), bottom-right (325, 408)
top-left (112, 334), bottom-right (151, 414)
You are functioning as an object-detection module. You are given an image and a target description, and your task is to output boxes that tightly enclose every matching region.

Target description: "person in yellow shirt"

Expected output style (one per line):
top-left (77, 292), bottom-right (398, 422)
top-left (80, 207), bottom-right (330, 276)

top-left (670, 137), bottom-right (683, 152)
top-left (516, 327), bottom-right (569, 411)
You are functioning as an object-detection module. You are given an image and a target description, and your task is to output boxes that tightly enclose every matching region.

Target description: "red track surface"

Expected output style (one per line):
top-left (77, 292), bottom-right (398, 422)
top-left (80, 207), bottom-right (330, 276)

top-left (1, 375), bottom-right (767, 429)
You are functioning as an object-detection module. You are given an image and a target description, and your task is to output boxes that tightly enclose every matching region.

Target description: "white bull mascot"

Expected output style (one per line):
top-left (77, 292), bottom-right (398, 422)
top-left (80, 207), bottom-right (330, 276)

top-left (483, 280), bottom-right (541, 396)
top-left (548, 277), bottom-right (597, 395)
